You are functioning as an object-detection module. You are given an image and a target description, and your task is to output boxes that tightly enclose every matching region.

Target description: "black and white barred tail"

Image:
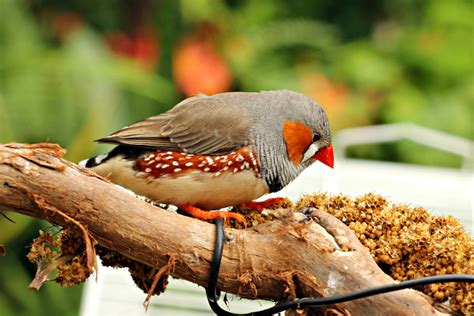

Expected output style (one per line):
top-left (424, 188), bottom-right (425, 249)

top-left (78, 154), bottom-right (110, 168)
top-left (78, 145), bottom-right (148, 168)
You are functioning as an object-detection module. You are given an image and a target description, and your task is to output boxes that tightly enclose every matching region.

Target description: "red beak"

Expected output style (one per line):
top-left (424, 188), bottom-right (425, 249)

top-left (313, 145), bottom-right (334, 168)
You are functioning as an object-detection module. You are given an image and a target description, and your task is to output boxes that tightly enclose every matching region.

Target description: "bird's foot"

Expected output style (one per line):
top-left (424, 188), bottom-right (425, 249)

top-left (239, 197), bottom-right (289, 212)
top-left (178, 205), bottom-right (248, 227)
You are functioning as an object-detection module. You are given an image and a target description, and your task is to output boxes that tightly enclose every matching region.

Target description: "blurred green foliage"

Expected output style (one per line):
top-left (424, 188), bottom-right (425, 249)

top-left (0, 0), bottom-right (472, 315)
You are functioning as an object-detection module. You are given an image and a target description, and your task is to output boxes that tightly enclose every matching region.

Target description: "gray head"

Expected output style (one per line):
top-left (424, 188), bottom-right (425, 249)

top-left (243, 90), bottom-right (333, 192)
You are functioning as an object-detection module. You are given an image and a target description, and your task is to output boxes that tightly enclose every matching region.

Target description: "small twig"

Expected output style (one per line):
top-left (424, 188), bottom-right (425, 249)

top-left (29, 255), bottom-right (72, 290)
top-left (143, 255), bottom-right (177, 311)
top-left (1, 212), bottom-right (16, 223)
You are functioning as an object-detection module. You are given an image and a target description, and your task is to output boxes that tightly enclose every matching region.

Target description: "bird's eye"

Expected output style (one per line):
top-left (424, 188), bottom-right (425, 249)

top-left (313, 134), bottom-right (321, 142)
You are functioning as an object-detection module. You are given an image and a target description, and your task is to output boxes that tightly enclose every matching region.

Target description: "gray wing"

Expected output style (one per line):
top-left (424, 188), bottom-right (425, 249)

top-left (97, 94), bottom-right (250, 155)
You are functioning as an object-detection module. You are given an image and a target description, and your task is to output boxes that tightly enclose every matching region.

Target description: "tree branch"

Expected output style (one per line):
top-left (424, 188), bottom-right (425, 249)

top-left (0, 143), bottom-right (450, 315)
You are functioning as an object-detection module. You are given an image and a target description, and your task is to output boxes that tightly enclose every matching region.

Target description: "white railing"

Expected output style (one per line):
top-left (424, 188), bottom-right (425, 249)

top-left (333, 123), bottom-right (473, 169)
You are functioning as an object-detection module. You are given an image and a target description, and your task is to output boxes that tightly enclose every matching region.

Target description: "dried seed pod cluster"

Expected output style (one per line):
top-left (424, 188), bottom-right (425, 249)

top-left (56, 229), bottom-right (91, 287)
top-left (27, 230), bottom-right (59, 264)
top-left (27, 229), bottom-right (92, 288)
top-left (225, 210), bottom-right (272, 229)
top-left (295, 193), bottom-right (473, 314)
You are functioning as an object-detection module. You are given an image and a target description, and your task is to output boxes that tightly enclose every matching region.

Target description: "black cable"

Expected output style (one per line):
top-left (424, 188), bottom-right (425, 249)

top-left (207, 219), bottom-right (474, 316)
top-left (206, 217), bottom-right (224, 306)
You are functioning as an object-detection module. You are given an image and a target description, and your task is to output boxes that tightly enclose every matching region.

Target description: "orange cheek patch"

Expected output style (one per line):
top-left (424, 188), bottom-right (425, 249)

top-left (283, 120), bottom-right (313, 165)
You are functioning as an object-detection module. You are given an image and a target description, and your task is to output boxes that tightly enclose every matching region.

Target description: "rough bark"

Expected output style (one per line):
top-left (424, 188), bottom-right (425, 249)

top-left (0, 143), bottom-right (451, 315)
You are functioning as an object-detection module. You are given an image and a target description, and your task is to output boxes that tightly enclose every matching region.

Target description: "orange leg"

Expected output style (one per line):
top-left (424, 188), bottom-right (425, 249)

top-left (178, 204), bottom-right (248, 226)
top-left (239, 197), bottom-right (287, 212)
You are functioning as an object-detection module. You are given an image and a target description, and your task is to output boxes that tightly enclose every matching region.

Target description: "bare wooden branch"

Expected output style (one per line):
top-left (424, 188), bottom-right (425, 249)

top-left (0, 143), bottom-right (450, 315)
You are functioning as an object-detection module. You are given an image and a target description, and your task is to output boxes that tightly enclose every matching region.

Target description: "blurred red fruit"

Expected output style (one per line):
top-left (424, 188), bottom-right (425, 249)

top-left (132, 27), bottom-right (159, 69)
top-left (105, 26), bottom-right (159, 70)
top-left (173, 37), bottom-right (232, 97)
top-left (106, 32), bottom-right (134, 56)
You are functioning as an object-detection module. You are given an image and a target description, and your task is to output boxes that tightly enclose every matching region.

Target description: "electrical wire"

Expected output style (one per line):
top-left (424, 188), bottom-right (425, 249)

top-left (207, 218), bottom-right (474, 316)
top-left (206, 217), bottom-right (224, 305)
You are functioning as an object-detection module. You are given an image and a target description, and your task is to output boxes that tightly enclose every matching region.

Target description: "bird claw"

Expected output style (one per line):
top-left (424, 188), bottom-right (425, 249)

top-left (178, 205), bottom-right (248, 227)
top-left (213, 211), bottom-right (248, 227)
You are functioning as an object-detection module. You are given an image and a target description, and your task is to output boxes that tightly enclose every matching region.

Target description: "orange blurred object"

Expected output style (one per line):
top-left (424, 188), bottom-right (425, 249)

top-left (105, 26), bottom-right (159, 70)
top-left (173, 37), bottom-right (232, 97)
top-left (301, 73), bottom-right (349, 121)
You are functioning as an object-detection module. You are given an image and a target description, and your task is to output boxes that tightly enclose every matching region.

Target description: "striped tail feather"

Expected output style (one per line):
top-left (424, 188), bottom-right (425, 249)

top-left (78, 154), bottom-right (110, 168)
top-left (78, 145), bottom-right (149, 168)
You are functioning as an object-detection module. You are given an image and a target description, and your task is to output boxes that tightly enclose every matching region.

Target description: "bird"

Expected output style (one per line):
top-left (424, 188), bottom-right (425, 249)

top-left (80, 90), bottom-right (334, 225)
